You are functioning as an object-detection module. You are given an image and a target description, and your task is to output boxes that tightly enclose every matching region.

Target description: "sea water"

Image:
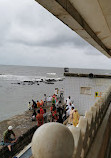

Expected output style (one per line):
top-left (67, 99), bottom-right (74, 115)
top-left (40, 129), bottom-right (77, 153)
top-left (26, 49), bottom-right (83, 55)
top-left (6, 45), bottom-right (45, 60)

top-left (0, 65), bottom-right (111, 121)
top-left (0, 65), bottom-right (65, 121)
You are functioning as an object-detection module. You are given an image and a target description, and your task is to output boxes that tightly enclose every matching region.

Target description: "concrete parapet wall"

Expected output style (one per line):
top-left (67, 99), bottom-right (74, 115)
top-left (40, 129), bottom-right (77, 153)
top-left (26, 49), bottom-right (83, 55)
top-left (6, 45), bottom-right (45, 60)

top-left (86, 103), bottom-right (111, 158)
top-left (0, 125), bottom-right (37, 158)
top-left (97, 112), bottom-right (111, 158)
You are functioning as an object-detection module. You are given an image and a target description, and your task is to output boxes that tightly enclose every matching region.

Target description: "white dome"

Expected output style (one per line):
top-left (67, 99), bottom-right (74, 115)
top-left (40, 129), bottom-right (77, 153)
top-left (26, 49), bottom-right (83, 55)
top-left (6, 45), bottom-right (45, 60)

top-left (32, 122), bottom-right (74, 158)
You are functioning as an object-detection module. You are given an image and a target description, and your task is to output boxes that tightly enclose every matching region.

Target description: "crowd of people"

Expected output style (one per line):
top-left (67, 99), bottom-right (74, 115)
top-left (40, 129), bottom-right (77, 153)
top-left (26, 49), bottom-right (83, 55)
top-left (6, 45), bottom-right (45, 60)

top-left (29, 94), bottom-right (66, 126)
top-left (1, 94), bottom-right (80, 153)
top-left (29, 95), bottom-right (80, 127)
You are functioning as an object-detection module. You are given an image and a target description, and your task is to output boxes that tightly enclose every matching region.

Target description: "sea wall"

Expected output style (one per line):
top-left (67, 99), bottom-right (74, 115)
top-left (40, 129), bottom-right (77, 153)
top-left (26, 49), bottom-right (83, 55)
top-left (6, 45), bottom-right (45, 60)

top-left (97, 111), bottom-right (111, 158)
top-left (0, 109), bottom-right (38, 158)
top-left (0, 125), bottom-right (37, 158)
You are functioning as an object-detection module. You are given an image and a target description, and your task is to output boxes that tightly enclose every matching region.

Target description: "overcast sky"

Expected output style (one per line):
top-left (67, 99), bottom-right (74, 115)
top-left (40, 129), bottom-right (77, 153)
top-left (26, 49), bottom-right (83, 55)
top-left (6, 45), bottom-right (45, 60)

top-left (0, 0), bottom-right (111, 69)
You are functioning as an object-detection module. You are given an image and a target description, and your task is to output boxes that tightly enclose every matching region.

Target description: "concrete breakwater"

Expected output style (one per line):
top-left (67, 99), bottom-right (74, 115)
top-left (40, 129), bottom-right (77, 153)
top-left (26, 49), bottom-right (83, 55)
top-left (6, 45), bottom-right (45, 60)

top-left (64, 72), bottom-right (111, 78)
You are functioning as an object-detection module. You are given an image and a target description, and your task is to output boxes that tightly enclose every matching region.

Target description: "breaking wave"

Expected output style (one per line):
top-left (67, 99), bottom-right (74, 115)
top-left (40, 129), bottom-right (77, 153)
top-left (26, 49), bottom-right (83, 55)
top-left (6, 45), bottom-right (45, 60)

top-left (0, 74), bottom-right (44, 82)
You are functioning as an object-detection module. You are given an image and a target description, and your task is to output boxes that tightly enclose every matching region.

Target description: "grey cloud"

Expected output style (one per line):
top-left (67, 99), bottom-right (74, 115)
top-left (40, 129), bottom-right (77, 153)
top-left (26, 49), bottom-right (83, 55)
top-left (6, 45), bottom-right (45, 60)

top-left (8, 27), bottom-right (89, 48)
top-left (38, 33), bottom-right (88, 48)
top-left (84, 47), bottom-right (102, 56)
top-left (0, 0), bottom-right (111, 69)
top-left (0, 0), bottom-right (89, 49)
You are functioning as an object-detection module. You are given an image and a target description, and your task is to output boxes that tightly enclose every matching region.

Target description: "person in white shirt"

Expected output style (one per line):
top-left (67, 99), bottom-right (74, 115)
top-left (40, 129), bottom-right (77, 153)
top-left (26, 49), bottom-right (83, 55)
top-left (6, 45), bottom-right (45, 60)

top-left (66, 102), bottom-right (75, 117)
top-left (66, 96), bottom-right (71, 106)
top-left (47, 96), bottom-right (52, 102)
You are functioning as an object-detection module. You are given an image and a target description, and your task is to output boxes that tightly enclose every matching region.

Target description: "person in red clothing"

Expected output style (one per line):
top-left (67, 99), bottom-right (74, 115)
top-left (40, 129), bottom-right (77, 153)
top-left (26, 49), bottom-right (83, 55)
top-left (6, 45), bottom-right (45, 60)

top-left (40, 107), bottom-right (44, 115)
top-left (40, 100), bottom-right (44, 106)
top-left (36, 110), bottom-right (44, 127)
top-left (52, 106), bottom-right (58, 122)
top-left (50, 106), bottom-right (53, 113)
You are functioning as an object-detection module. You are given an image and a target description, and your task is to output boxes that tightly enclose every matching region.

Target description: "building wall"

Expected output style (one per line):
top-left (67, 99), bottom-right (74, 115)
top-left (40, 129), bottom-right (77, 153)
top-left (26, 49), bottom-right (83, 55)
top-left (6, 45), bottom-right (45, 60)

top-left (64, 77), bottom-right (111, 115)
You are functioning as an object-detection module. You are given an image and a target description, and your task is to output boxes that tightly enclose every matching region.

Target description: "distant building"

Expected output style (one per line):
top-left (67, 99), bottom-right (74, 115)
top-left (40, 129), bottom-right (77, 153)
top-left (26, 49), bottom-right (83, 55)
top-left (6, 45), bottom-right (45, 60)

top-left (64, 67), bottom-right (69, 73)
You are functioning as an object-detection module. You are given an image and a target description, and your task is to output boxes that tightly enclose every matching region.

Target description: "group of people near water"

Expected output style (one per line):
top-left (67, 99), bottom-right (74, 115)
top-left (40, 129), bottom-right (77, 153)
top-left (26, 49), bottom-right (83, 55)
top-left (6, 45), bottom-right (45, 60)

top-left (1, 94), bottom-right (80, 154)
top-left (29, 94), bottom-right (66, 126)
top-left (29, 95), bottom-right (80, 127)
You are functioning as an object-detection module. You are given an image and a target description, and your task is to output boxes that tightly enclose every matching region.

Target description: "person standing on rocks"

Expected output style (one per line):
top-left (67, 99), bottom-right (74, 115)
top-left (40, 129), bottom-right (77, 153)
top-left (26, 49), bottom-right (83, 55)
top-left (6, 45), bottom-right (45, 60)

top-left (40, 107), bottom-right (44, 115)
top-left (37, 100), bottom-right (41, 108)
top-left (36, 110), bottom-right (44, 127)
top-left (32, 99), bottom-right (37, 110)
top-left (32, 110), bottom-right (37, 121)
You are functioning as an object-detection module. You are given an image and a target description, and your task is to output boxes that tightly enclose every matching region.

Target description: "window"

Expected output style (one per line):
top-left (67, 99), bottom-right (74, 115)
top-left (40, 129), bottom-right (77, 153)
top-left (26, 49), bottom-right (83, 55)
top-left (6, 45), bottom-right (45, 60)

top-left (80, 87), bottom-right (91, 95)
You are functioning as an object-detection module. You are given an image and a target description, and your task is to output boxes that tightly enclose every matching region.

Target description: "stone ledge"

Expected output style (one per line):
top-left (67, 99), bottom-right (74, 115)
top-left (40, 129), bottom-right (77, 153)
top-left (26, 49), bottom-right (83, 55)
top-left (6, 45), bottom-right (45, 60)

top-left (0, 125), bottom-right (37, 158)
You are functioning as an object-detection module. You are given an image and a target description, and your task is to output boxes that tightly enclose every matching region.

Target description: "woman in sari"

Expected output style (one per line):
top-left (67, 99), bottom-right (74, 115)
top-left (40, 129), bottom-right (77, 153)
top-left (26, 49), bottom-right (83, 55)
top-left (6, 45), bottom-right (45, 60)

top-left (73, 109), bottom-right (80, 127)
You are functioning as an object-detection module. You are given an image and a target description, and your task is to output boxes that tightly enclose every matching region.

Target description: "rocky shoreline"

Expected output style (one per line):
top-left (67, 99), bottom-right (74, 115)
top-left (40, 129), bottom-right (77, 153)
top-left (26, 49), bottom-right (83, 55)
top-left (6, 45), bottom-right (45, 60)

top-left (0, 103), bottom-right (53, 157)
top-left (0, 110), bottom-right (37, 157)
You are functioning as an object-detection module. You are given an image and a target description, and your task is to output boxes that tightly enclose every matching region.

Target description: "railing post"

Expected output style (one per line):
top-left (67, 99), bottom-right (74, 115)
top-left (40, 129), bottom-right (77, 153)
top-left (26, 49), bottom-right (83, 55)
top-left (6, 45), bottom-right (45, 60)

top-left (32, 122), bottom-right (74, 158)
